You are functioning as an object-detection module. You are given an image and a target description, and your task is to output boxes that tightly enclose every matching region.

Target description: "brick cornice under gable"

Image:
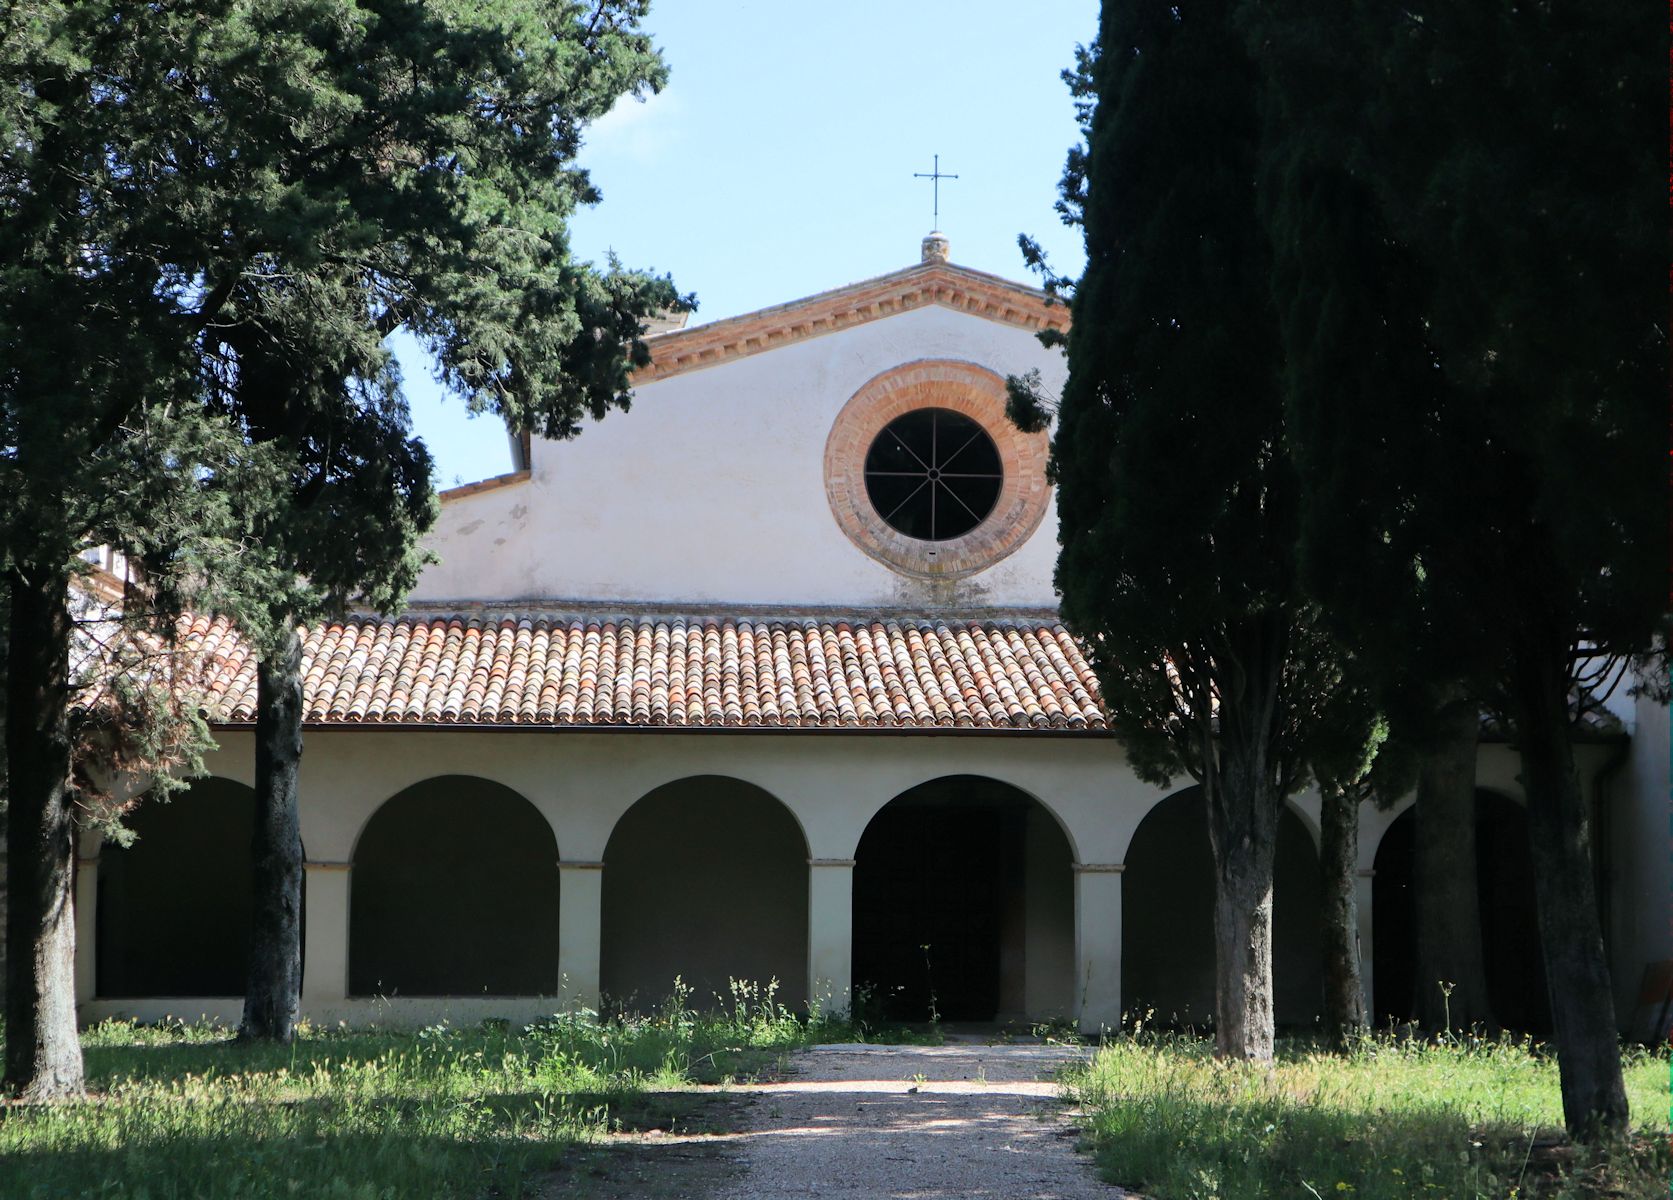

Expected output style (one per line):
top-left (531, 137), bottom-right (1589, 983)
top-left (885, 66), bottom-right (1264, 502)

top-left (633, 261), bottom-right (1071, 384)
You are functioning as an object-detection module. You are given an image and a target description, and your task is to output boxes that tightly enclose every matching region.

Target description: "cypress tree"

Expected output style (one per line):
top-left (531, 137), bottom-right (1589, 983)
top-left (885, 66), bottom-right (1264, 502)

top-left (1245, 0), bottom-right (1500, 1035)
top-left (1256, 0), bottom-right (1664, 1136)
top-left (1023, 0), bottom-right (1365, 1060)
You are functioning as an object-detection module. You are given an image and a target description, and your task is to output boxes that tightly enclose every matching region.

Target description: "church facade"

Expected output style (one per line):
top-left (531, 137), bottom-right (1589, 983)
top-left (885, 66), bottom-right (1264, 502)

top-left (75, 238), bottom-right (1670, 1035)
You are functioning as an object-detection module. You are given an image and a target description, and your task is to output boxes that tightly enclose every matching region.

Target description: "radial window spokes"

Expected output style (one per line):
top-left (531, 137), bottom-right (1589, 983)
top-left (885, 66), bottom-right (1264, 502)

top-left (863, 409), bottom-right (1003, 541)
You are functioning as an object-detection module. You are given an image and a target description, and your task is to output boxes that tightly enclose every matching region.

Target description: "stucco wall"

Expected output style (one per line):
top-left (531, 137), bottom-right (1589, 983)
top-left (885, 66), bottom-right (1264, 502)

top-left (75, 727), bottom-right (1594, 1036)
top-left (411, 306), bottom-right (1067, 609)
top-left (1610, 690), bottom-right (1670, 1025)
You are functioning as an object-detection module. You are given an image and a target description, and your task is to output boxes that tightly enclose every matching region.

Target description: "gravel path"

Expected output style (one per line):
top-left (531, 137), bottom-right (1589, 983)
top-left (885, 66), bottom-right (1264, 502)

top-left (713, 1041), bottom-right (1125, 1199)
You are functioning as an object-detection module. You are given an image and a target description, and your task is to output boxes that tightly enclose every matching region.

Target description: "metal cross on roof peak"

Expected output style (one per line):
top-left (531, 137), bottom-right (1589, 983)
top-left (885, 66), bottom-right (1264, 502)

top-left (914, 154), bottom-right (959, 230)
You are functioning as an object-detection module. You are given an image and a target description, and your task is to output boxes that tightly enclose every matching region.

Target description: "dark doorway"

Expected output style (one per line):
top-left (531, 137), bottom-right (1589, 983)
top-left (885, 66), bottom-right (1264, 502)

top-left (1372, 790), bottom-right (1549, 1033)
top-left (1121, 788), bottom-right (1324, 1029)
top-left (350, 776), bottom-right (559, 997)
top-left (98, 777), bottom-right (260, 997)
top-left (853, 777), bottom-right (1073, 1023)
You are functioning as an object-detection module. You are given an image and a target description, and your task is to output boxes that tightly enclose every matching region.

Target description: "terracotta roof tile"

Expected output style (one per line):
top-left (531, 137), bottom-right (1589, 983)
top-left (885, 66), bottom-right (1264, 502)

top-left (177, 612), bottom-right (1109, 733)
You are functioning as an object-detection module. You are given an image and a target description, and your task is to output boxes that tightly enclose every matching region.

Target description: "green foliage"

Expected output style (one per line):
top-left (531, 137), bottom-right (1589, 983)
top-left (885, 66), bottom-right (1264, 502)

top-left (1036, 1), bottom-right (1368, 801)
top-left (1250, 0), bottom-right (1666, 701)
top-left (1069, 1032), bottom-right (1671, 1199)
top-left (0, 988), bottom-right (848, 1199)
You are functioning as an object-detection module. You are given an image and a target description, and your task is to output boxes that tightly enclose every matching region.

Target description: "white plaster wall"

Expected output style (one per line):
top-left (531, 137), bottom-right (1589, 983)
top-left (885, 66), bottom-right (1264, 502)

top-left (1611, 691), bottom-right (1670, 1021)
top-left (411, 306), bottom-right (1067, 609)
top-left (92, 726), bottom-right (1660, 1033)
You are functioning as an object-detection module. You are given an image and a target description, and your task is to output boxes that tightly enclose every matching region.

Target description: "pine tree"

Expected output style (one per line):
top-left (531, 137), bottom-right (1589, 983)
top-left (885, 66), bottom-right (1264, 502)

top-left (1, 0), bottom-right (683, 1091)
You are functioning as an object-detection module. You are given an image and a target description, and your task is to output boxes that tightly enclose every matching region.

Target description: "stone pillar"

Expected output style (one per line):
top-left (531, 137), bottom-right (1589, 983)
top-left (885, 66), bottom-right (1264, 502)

top-left (74, 849), bottom-right (99, 1006)
top-left (807, 858), bottom-right (854, 1018)
top-left (1356, 867), bottom-right (1377, 1017)
top-left (1075, 863), bottom-right (1124, 1034)
top-left (301, 861), bottom-right (351, 1013)
top-left (557, 861), bottom-right (604, 1012)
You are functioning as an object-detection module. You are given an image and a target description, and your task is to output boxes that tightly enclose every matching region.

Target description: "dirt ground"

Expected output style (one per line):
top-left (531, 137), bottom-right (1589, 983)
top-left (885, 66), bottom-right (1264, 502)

top-left (537, 1038), bottom-right (1125, 1199)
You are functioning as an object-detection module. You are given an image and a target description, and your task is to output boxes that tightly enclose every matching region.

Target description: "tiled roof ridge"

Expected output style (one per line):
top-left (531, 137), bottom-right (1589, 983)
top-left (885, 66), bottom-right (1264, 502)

top-left (178, 609), bottom-right (1108, 734)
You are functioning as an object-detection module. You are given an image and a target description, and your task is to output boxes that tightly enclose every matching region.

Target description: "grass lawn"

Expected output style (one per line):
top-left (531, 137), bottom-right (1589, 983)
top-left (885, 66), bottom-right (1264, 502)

top-left (1065, 1031), bottom-right (1672, 1199)
top-left (0, 987), bottom-right (842, 1200)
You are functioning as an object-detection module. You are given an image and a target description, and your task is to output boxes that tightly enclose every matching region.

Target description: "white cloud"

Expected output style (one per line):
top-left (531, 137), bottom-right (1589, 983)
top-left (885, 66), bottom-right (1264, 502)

top-left (584, 88), bottom-right (683, 165)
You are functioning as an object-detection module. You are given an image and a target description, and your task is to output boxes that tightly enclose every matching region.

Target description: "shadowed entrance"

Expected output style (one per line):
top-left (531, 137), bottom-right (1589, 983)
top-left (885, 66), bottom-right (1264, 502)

top-left (852, 777), bottom-right (1074, 1023)
top-left (97, 777), bottom-right (260, 997)
top-left (1372, 790), bottom-right (1549, 1032)
top-left (601, 776), bottom-right (809, 1013)
top-left (350, 776), bottom-right (559, 997)
top-left (1121, 787), bottom-right (1324, 1029)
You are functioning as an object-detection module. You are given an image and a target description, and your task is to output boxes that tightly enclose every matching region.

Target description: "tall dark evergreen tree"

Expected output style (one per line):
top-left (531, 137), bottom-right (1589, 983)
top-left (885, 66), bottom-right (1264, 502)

top-left (204, 300), bottom-right (435, 1044)
top-left (1254, 0), bottom-right (1664, 1136)
top-left (1243, 1), bottom-right (1500, 1035)
top-left (195, 3), bottom-right (687, 1043)
top-left (1, 0), bottom-right (683, 1090)
top-left (1015, 1), bottom-right (1368, 1061)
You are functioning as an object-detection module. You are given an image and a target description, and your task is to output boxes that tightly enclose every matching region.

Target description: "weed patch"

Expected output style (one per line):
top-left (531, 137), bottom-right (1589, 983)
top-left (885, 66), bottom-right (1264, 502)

top-left (1066, 1032), bottom-right (1671, 1199)
top-left (0, 985), bottom-right (856, 1199)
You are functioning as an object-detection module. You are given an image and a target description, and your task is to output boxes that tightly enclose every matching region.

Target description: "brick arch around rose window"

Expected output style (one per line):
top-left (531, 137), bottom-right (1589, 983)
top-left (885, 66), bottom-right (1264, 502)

top-left (823, 360), bottom-right (1052, 579)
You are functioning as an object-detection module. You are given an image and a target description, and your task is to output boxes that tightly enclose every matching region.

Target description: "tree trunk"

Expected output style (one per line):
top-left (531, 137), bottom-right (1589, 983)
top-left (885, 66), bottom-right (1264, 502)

top-left (239, 626), bottom-right (305, 1043)
top-left (1511, 639), bottom-right (1627, 1140)
top-left (1413, 696), bottom-right (1493, 1032)
top-left (1320, 785), bottom-right (1367, 1051)
top-left (3, 566), bottom-right (84, 1100)
top-left (1205, 742), bottom-right (1281, 1061)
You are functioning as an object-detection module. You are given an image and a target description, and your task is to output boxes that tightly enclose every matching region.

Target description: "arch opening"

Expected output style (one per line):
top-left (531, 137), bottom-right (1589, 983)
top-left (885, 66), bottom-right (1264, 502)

top-left (601, 776), bottom-right (809, 1013)
top-left (1121, 788), bottom-right (1324, 1029)
top-left (349, 776), bottom-right (559, 997)
top-left (1372, 790), bottom-right (1549, 1032)
top-left (98, 777), bottom-right (265, 997)
top-left (852, 776), bottom-right (1074, 1023)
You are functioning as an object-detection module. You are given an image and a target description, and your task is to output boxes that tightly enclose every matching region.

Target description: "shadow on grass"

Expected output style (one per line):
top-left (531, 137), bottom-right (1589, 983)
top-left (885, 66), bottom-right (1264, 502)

top-left (1083, 1092), bottom-right (1670, 1200)
top-left (0, 1127), bottom-right (570, 1200)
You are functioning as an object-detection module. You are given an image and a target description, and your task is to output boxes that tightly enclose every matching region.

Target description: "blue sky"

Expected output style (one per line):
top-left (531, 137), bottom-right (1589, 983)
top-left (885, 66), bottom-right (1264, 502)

top-left (398, 1), bottom-right (1099, 487)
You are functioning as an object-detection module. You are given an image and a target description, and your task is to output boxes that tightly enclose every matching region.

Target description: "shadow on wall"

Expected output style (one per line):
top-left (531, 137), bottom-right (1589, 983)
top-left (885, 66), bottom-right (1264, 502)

top-left (601, 776), bottom-right (809, 1015)
top-left (97, 777), bottom-right (298, 997)
top-left (1120, 787), bottom-right (1324, 1030)
top-left (350, 776), bottom-right (560, 997)
top-left (1372, 790), bottom-right (1550, 1034)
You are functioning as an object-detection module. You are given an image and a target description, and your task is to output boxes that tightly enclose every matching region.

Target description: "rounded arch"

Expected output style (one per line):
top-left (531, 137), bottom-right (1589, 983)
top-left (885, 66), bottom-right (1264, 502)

top-left (847, 770), bottom-right (1084, 866)
top-left (350, 775), bottom-right (559, 997)
top-left (602, 776), bottom-right (809, 1013)
top-left (1121, 786), bottom-right (1324, 1028)
top-left (1371, 788), bottom-right (1548, 1032)
top-left (852, 775), bottom-right (1075, 1023)
top-left (98, 776), bottom-right (262, 997)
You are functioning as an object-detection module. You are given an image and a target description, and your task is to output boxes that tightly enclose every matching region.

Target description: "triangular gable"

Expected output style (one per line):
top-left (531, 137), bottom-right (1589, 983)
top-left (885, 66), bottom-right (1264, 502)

top-left (634, 260), bottom-right (1070, 384)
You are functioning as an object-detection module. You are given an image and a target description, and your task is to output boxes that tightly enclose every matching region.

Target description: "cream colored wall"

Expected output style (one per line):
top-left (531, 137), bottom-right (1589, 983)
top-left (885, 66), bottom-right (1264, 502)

top-left (1609, 691), bottom-right (1668, 1022)
top-left (1023, 805), bottom-right (1075, 1019)
top-left (411, 306), bottom-right (1067, 609)
top-left (86, 727), bottom-right (1646, 1036)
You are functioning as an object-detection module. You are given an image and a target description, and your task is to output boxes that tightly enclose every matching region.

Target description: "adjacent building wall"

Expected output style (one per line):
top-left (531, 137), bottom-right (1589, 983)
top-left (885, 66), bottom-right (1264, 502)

top-left (1610, 690), bottom-right (1671, 1027)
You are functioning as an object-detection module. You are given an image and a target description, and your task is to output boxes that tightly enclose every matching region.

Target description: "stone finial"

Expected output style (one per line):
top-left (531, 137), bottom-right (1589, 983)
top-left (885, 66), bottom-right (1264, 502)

top-left (921, 231), bottom-right (950, 263)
